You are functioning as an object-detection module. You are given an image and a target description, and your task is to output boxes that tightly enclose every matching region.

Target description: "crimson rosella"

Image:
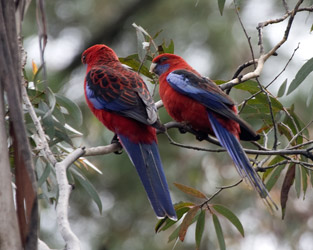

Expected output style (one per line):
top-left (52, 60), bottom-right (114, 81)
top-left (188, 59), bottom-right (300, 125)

top-left (150, 53), bottom-right (276, 209)
top-left (82, 45), bottom-right (177, 220)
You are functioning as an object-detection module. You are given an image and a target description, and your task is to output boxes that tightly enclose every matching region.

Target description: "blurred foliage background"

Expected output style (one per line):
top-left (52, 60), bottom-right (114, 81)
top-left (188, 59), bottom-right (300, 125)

top-left (21, 0), bottom-right (313, 249)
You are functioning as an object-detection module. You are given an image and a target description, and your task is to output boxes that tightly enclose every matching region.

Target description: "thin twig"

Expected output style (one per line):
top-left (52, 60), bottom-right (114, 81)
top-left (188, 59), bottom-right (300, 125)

top-left (164, 131), bottom-right (225, 153)
top-left (231, 59), bottom-right (258, 80)
top-left (36, 0), bottom-right (48, 82)
top-left (264, 43), bottom-right (300, 90)
top-left (200, 180), bottom-right (243, 208)
top-left (22, 86), bottom-right (57, 165)
top-left (282, 0), bottom-right (289, 12)
top-left (234, 0), bottom-right (256, 69)
top-left (285, 120), bottom-right (313, 148)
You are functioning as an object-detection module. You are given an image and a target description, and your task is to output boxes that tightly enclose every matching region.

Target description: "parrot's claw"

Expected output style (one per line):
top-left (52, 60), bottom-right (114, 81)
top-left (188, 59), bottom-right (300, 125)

top-left (195, 131), bottom-right (208, 141)
top-left (178, 127), bottom-right (187, 134)
top-left (111, 134), bottom-right (123, 155)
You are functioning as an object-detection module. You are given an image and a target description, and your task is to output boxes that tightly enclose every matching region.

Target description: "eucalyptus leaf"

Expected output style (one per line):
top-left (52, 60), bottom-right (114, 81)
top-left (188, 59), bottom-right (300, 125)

top-left (195, 210), bottom-right (205, 249)
top-left (213, 204), bottom-right (244, 237)
top-left (179, 206), bottom-right (200, 241)
top-left (55, 94), bottom-right (83, 127)
top-left (156, 207), bottom-right (190, 232)
top-left (295, 166), bottom-right (301, 198)
top-left (218, 0), bottom-right (226, 15)
top-left (38, 163), bottom-right (52, 187)
top-left (277, 79), bottom-right (287, 98)
top-left (287, 57), bottom-right (313, 95)
top-left (213, 214), bottom-right (226, 250)
top-left (266, 165), bottom-right (285, 192)
top-left (72, 169), bottom-right (103, 213)
top-left (281, 164), bottom-right (295, 219)
top-left (174, 183), bottom-right (207, 199)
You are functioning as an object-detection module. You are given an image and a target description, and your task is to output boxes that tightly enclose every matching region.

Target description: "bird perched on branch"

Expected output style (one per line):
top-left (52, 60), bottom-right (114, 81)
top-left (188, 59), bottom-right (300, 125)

top-left (82, 45), bottom-right (177, 220)
top-left (150, 53), bottom-right (276, 209)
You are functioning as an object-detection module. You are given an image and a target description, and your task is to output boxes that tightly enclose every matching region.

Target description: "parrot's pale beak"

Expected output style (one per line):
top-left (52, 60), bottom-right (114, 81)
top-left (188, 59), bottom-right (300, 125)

top-left (149, 62), bottom-right (157, 73)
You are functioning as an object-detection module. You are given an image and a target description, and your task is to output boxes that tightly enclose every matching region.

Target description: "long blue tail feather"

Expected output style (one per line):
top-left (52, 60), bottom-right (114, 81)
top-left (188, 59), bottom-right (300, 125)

top-left (118, 134), bottom-right (177, 220)
top-left (208, 113), bottom-right (277, 210)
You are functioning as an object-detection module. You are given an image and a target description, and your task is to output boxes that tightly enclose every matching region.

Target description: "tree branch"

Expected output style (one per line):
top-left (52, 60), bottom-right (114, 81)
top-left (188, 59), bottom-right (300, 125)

top-left (55, 149), bottom-right (85, 250)
top-left (23, 85), bottom-right (81, 249)
top-left (220, 0), bottom-right (310, 91)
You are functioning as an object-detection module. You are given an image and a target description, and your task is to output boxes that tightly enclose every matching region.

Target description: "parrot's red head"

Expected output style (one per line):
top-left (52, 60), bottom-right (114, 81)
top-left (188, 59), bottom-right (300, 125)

top-left (82, 44), bottom-right (119, 66)
top-left (150, 53), bottom-right (191, 76)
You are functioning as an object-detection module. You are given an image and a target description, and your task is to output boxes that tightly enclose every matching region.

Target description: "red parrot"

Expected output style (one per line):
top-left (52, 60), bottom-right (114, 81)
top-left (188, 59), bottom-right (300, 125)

top-left (82, 45), bottom-right (177, 220)
top-left (150, 53), bottom-right (276, 209)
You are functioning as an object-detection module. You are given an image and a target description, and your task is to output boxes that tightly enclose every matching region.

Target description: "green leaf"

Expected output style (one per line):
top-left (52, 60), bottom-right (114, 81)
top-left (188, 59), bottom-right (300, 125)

top-left (38, 163), bottom-right (52, 187)
top-left (218, 0), bottom-right (226, 15)
top-left (213, 214), bottom-right (225, 250)
top-left (263, 156), bottom-right (285, 181)
top-left (72, 169), bottom-right (102, 213)
top-left (168, 225), bottom-right (181, 243)
top-left (265, 164), bottom-right (285, 192)
top-left (301, 166), bottom-right (308, 199)
top-left (174, 183), bottom-right (207, 199)
top-left (295, 165), bottom-right (301, 198)
top-left (44, 87), bottom-right (56, 119)
top-left (50, 120), bottom-right (72, 146)
top-left (234, 80), bottom-right (259, 93)
top-left (277, 79), bottom-right (287, 98)
top-left (306, 84), bottom-right (313, 107)
top-left (281, 164), bottom-right (295, 219)
top-left (179, 206), bottom-right (200, 241)
top-left (53, 106), bottom-right (66, 125)
top-left (155, 202), bottom-right (194, 233)
top-left (282, 107), bottom-right (308, 145)
top-left (155, 206), bottom-right (190, 232)
top-left (119, 54), bottom-right (153, 78)
top-left (195, 210), bottom-right (205, 249)
top-left (39, 101), bottom-right (55, 140)
top-left (162, 39), bottom-right (175, 54)
top-left (174, 201), bottom-right (195, 210)
top-left (213, 204), bottom-right (244, 237)
top-left (287, 57), bottom-right (313, 95)
top-left (55, 94), bottom-right (83, 127)
top-left (134, 25), bottom-right (146, 62)
top-left (277, 123), bottom-right (294, 142)
top-left (236, 80), bottom-right (284, 125)
top-left (167, 210), bottom-right (200, 243)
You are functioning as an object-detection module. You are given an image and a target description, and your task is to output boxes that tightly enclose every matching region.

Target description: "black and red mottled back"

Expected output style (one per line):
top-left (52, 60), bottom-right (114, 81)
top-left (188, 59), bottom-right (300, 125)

top-left (83, 44), bottom-right (158, 126)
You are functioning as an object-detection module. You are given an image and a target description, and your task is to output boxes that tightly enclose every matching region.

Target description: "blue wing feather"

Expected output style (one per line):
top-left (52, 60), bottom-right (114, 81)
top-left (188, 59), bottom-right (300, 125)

top-left (118, 134), bottom-right (177, 220)
top-left (166, 70), bottom-right (234, 110)
top-left (85, 82), bottom-right (132, 111)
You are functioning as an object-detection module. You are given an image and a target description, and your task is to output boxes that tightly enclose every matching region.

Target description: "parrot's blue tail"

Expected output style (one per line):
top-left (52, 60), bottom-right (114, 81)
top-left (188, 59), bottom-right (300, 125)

top-left (208, 113), bottom-right (277, 210)
top-left (118, 134), bottom-right (177, 220)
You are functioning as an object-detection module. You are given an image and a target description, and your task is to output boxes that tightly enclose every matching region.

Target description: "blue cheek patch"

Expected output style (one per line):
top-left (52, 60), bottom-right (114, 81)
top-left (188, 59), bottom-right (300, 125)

top-left (155, 63), bottom-right (170, 75)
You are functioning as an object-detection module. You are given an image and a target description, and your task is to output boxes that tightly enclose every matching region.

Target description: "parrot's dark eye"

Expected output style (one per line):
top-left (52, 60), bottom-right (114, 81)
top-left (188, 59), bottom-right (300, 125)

top-left (82, 55), bottom-right (86, 63)
top-left (159, 57), bottom-right (168, 63)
